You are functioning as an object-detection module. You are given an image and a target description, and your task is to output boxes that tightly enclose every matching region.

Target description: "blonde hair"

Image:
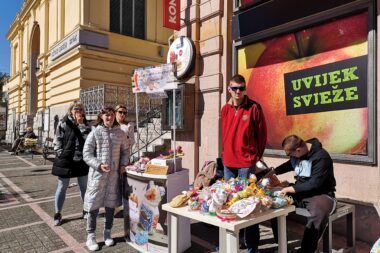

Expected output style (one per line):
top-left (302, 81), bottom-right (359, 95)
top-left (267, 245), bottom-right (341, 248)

top-left (67, 100), bottom-right (86, 115)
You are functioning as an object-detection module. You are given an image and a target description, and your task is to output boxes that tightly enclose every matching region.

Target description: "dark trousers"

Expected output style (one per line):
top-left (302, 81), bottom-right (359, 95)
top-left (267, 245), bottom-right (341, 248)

top-left (269, 194), bottom-right (335, 253)
top-left (245, 224), bottom-right (260, 253)
top-left (10, 138), bottom-right (22, 152)
top-left (87, 207), bottom-right (115, 234)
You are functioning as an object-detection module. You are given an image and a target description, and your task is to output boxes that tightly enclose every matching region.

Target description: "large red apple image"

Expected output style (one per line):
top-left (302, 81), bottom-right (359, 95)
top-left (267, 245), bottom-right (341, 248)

top-left (244, 12), bottom-right (368, 154)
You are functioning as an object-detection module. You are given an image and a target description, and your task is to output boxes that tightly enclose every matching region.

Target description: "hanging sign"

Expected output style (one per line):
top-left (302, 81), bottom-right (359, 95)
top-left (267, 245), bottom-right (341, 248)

top-left (163, 0), bottom-right (180, 30)
top-left (132, 63), bottom-right (177, 94)
top-left (167, 36), bottom-right (194, 79)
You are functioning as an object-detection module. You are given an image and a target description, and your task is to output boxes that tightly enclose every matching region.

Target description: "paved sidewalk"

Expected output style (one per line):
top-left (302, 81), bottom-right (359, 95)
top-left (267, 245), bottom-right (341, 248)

top-left (0, 145), bottom-right (372, 252)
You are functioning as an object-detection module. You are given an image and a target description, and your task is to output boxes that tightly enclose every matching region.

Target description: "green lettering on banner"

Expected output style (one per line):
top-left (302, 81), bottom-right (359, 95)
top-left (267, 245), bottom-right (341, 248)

top-left (293, 97), bottom-right (301, 108)
top-left (302, 76), bottom-right (314, 89)
top-left (285, 55), bottom-right (367, 115)
top-left (332, 89), bottom-right (344, 102)
top-left (319, 91), bottom-right (332, 104)
top-left (345, 86), bottom-right (359, 100)
top-left (292, 79), bottom-right (301, 91)
top-left (328, 70), bottom-right (341, 84)
top-left (300, 94), bottom-right (313, 107)
top-left (314, 73), bottom-right (328, 87)
top-left (341, 66), bottom-right (359, 82)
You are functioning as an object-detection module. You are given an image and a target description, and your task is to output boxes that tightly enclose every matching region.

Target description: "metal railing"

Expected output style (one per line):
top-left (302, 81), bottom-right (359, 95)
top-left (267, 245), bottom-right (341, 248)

top-left (80, 84), bottom-right (170, 159)
top-left (130, 105), bottom-right (170, 159)
top-left (80, 84), bottom-right (162, 117)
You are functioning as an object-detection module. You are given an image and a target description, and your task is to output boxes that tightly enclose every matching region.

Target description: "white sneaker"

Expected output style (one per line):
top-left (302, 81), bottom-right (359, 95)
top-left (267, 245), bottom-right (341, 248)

top-left (86, 234), bottom-right (99, 251)
top-left (104, 229), bottom-right (115, 246)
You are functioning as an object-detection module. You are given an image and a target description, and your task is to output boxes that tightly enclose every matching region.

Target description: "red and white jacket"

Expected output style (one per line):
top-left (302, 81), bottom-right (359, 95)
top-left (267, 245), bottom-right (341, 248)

top-left (221, 95), bottom-right (267, 168)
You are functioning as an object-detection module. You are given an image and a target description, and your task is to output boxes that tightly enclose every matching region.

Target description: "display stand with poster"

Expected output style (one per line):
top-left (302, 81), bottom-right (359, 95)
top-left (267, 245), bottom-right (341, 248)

top-left (123, 63), bottom-right (190, 252)
top-left (124, 169), bottom-right (191, 253)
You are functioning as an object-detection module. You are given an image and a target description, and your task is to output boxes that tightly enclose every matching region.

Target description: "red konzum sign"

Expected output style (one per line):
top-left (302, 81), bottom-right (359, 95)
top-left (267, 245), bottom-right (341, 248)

top-left (163, 0), bottom-right (180, 30)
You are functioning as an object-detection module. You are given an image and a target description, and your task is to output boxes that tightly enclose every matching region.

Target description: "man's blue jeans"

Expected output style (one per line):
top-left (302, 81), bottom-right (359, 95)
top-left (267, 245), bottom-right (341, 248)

top-left (55, 175), bottom-right (88, 213)
top-left (223, 166), bottom-right (255, 181)
top-left (224, 165), bottom-right (259, 253)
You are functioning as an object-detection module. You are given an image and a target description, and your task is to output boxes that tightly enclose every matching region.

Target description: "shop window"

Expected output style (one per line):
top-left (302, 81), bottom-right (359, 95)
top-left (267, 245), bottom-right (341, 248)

top-left (110, 0), bottom-right (145, 39)
top-left (233, 1), bottom-right (375, 164)
top-left (162, 84), bottom-right (194, 131)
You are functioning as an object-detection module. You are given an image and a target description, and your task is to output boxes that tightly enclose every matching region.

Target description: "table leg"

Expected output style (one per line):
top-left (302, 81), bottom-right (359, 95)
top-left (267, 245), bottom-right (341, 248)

top-left (277, 215), bottom-right (288, 253)
top-left (225, 230), bottom-right (239, 253)
top-left (168, 213), bottom-right (179, 253)
top-left (219, 228), bottom-right (227, 253)
top-left (219, 228), bottom-right (238, 253)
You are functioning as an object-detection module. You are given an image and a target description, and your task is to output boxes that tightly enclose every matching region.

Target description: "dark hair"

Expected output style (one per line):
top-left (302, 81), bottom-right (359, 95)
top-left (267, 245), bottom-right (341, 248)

top-left (230, 74), bottom-right (246, 85)
top-left (282, 135), bottom-right (306, 151)
top-left (95, 106), bottom-right (119, 127)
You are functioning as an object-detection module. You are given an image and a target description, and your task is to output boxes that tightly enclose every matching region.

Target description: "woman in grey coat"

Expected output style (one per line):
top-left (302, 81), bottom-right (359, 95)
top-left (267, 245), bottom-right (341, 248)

top-left (83, 106), bottom-right (129, 251)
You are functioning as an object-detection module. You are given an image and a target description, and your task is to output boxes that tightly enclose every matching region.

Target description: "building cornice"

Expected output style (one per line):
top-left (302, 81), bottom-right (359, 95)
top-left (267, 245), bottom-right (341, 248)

top-left (7, 0), bottom-right (39, 40)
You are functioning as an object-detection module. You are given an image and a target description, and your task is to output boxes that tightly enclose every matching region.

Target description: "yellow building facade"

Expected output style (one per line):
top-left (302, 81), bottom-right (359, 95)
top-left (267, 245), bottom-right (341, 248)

top-left (5, 0), bottom-right (173, 141)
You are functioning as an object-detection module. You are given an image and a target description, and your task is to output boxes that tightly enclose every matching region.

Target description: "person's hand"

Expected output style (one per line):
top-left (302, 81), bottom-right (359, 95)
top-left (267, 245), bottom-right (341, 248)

top-left (278, 186), bottom-right (295, 197)
top-left (100, 164), bottom-right (110, 172)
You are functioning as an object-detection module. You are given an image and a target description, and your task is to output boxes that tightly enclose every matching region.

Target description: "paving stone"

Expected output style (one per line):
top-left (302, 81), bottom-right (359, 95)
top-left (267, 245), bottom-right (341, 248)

top-left (0, 205), bottom-right (41, 229)
top-left (0, 223), bottom-right (67, 252)
top-left (0, 163), bottom-right (30, 169)
top-left (1, 168), bottom-right (78, 200)
top-left (39, 196), bottom-right (84, 219)
top-left (62, 210), bottom-right (125, 244)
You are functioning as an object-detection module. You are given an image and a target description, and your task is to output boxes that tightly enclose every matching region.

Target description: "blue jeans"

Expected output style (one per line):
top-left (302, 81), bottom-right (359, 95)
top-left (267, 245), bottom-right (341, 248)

top-left (224, 165), bottom-right (259, 253)
top-left (223, 165), bottom-right (255, 181)
top-left (54, 175), bottom-right (88, 213)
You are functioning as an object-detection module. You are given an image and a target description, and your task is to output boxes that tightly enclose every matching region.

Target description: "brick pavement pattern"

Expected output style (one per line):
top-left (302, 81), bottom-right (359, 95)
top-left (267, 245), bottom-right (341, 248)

top-left (0, 146), bottom-right (372, 252)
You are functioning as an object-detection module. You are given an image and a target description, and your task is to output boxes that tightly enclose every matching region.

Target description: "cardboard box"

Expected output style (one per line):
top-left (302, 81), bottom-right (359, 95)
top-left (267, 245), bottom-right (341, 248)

top-left (150, 157), bottom-right (182, 174)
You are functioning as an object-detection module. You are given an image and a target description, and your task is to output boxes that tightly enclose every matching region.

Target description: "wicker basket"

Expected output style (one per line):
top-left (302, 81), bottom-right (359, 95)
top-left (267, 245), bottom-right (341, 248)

top-left (144, 164), bottom-right (169, 175)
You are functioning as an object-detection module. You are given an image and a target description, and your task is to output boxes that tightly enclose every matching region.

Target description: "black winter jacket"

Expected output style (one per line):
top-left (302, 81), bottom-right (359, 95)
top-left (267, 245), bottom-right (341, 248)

top-left (274, 138), bottom-right (336, 200)
top-left (52, 115), bottom-right (91, 178)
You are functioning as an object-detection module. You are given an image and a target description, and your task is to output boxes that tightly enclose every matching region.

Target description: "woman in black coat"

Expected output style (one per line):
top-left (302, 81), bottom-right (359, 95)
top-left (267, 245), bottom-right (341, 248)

top-left (52, 101), bottom-right (91, 226)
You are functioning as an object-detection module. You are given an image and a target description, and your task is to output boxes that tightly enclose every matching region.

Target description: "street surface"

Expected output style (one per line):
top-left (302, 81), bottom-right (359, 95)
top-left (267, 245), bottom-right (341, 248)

top-left (0, 145), bottom-right (371, 252)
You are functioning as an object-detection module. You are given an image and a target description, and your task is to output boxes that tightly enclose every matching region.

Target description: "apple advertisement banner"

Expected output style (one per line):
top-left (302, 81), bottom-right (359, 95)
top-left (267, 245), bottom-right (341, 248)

top-left (284, 55), bottom-right (367, 115)
top-left (237, 11), bottom-right (369, 155)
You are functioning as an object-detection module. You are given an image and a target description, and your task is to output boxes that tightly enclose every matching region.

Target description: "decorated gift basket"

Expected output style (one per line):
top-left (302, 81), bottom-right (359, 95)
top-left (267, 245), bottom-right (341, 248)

top-left (169, 167), bottom-right (294, 221)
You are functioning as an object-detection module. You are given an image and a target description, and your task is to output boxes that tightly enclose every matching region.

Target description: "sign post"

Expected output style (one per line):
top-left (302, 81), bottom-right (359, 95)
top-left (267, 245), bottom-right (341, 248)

top-left (172, 88), bottom-right (176, 172)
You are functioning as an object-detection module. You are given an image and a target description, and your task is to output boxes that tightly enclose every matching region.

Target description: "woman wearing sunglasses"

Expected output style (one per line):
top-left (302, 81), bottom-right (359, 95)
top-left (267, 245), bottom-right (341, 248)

top-left (82, 106), bottom-right (129, 251)
top-left (115, 104), bottom-right (136, 160)
top-left (52, 101), bottom-right (92, 226)
top-left (114, 104), bottom-right (135, 242)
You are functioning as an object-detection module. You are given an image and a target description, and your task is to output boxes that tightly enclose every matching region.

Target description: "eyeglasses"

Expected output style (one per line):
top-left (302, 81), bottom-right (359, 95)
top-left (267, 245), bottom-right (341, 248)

top-left (73, 107), bottom-right (83, 111)
top-left (230, 86), bottom-right (246, 92)
top-left (117, 111), bottom-right (127, 115)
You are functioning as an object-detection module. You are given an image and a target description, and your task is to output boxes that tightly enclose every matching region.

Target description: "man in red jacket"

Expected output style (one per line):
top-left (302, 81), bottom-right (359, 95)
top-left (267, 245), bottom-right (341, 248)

top-left (221, 74), bottom-right (267, 253)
